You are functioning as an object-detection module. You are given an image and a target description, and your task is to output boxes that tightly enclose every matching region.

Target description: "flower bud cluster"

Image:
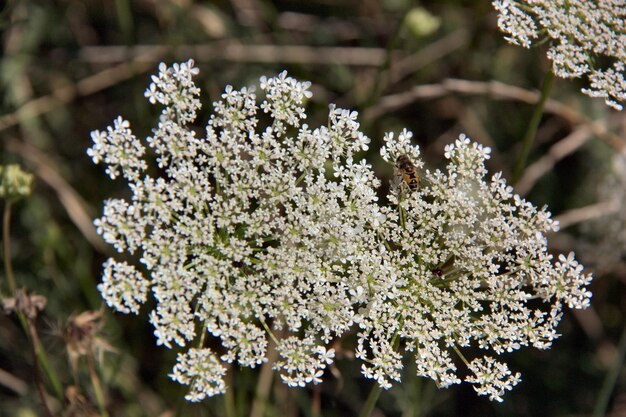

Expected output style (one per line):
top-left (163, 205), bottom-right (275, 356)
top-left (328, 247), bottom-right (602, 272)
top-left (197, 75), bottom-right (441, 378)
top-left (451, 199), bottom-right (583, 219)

top-left (0, 164), bottom-right (34, 202)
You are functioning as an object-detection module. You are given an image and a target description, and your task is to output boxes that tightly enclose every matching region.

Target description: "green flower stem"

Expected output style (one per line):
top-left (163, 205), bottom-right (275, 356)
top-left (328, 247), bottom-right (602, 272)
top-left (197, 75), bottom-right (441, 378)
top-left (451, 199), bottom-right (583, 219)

top-left (593, 325), bottom-right (626, 417)
top-left (249, 342), bottom-right (276, 417)
top-left (361, 10), bottom-right (407, 109)
top-left (452, 345), bottom-right (470, 367)
top-left (398, 193), bottom-right (407, 230)
top-left (223, 370), bottom-right (236, 417)
top-left (33, 337), bottom-right (64, 400)
top-left (2, 201), bottom-right (64, 401)
top-left (114, 0), bottom-right (134, 45)
top-left (2, 201), bottom-right (17, 294)
top-left (402, 364), bottom-right (422, 417)
top-left (27, 319), bottom-right (55, 417)
top-left (87, 355), bottom-right (110, 417)
top-left (358, 382), bottom-right (384, 417)
top-left (311, 384), bottom-right (321, 417)
top-left (512, 69), bottom-right (555, 185)
top-left (359, 334), bottom-right (402, 417)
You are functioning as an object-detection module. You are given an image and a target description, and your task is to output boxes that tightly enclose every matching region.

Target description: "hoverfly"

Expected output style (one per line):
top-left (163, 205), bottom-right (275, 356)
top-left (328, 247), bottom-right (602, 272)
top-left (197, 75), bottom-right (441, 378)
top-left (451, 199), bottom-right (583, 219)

top-left (395, 154), bottom-right (419, 191)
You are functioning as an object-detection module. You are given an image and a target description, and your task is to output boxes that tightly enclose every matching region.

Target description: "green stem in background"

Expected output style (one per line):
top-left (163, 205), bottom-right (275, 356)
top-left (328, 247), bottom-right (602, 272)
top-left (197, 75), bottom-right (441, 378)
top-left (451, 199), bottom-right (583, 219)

top-left (2, 201), bottom-right (17, 294)
top-left (34, 336), bottom-right (64, 401)
top-left (224, 370), bottom-right (236, 417)
top-left (593, 326), bottom-right (626, 417)
top-left (358, 383), bottom-right (383, 417)
top-left (236, 367), bottom-right (249, 417)
top-left (250, 321), bottom-right (283, 417)
top-left (115, 0), bottom-right (135, 45)
top-left (361, 10), bottom-right (407, 109)
top-left (359, 334), bottom-right (402, 417)
top-left (401, 354), bottom-right (422, 417)
top-left (311, 384), bottom-right (322, 417)
top-left (511, 69), bottom-right (555, 184)
top-left (27, 318), bottom-right (55, 417)
top-left (87, 355), bottom-right (110, 417)
top-left (2, 201), bottom-right (64, 401)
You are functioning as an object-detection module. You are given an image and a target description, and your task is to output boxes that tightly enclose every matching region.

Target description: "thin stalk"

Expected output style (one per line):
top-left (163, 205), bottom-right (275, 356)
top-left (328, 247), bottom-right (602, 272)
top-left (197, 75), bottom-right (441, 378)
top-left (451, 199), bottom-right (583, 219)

top-left (250, 321), bottom-right (280, 417)
top-left (311, 384), bottom-right (321, 417)
top-left (452, 345), bottom-right (470, 367)
top-left (27, 319), bottom-right (55, 417)
top-left (401, 352), bottom-right (421, 417)
top-left (398, 193), bottom-right (407, 230)
top-left (86, 355), bottom-right (109, 417)
top-left (361, 10), bottom-right (407, 109)
top-left (2, 202), bottom-right (64, 400)
top-left (236, 367), bottom-right (249, 417)
top-left (377, 230), bottom-right (392, 252)
top-left (2, 201), bottom-right (17, 294)
top-left (224, 369), bottom-right (236, 417)
top-left (249, 341), bottom-right (277, 417)
top-left (358, 383), bottom-right (383, 417)
top-left (259, 318), bottom-right (279, 346)
top-left (295, 169), bottom-right (309, 186)
top-left (359, 333), bottom-right (401, 417)
top-left (114, 0), bottom-right (134, 45)
top-left (34, 336), bottom-right (64, 400)
top-left (593, 326), bottom-right (626, 417)
top-left (512, 69), bottom-right (555, 184)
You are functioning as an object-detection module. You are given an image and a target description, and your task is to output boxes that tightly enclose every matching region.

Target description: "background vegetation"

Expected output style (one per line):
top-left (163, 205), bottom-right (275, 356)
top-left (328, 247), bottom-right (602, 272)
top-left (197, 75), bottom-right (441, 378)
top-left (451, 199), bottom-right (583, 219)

top-left (1, 0), bottom-right (624, 416)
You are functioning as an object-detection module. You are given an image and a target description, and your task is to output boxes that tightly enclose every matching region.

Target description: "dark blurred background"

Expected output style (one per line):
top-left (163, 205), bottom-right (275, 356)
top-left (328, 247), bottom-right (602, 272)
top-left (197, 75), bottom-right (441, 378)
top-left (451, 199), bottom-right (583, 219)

top-left (1, 1), bottom-right (625, 416)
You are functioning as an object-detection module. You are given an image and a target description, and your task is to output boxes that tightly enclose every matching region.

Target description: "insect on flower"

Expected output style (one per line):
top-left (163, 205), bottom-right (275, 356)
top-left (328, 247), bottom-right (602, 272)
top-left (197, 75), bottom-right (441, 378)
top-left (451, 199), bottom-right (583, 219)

top-left (395, 154), bottom-right (419, 191)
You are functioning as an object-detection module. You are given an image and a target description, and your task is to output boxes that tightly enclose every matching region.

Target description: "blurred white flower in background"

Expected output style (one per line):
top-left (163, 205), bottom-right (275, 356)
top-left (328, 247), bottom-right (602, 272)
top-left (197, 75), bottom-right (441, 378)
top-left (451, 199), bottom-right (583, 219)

top-left (581, 154), bottom-right (626, 269)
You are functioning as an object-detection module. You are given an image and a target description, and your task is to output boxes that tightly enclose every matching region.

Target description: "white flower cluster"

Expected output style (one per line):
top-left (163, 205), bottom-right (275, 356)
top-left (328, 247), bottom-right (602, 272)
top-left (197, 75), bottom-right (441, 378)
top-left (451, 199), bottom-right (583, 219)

top-left (171, 348), bottom-right (227, 401)
top-left (89, 61), bottom-right (592, 403)
top-left (492, 0), bottom-right (626, 110)
top-left (370, 132), bottom-right (592, 400)
top-left (274, 336), bottom-right (336, 387)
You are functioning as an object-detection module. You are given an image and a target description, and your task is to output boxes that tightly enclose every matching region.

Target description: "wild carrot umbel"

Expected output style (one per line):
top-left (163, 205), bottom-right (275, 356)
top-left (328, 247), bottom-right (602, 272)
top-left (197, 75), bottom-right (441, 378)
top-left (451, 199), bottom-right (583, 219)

top-left (89, 61), bottom-right (592, 403)
top-left (493, 0), bottom-right (626, 110)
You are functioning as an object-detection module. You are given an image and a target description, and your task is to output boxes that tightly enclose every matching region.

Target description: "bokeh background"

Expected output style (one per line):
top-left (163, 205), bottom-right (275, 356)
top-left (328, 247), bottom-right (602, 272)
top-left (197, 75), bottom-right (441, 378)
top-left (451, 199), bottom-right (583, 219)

top-left (1, 1), bottom-right (625, 416)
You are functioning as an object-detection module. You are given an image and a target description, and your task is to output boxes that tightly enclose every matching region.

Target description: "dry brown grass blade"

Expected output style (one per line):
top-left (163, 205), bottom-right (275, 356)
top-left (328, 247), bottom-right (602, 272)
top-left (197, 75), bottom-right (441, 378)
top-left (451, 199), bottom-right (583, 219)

top-left (386, 29), bottom-right (468, 88)
top-left (553, 200), bottom-right (620, 230)
top-left (515, 125), bottom-right (594, 196)
top-left (5, 138), bottom-right (107, 253)
top-left (0, 50), bottom-right (164, 132)
top-left (0, 368), bottom-right (28, 396)
top-left (365, 78), bottom-right (626, 153)
top-left (78, 43), bottom-right (391, 66)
